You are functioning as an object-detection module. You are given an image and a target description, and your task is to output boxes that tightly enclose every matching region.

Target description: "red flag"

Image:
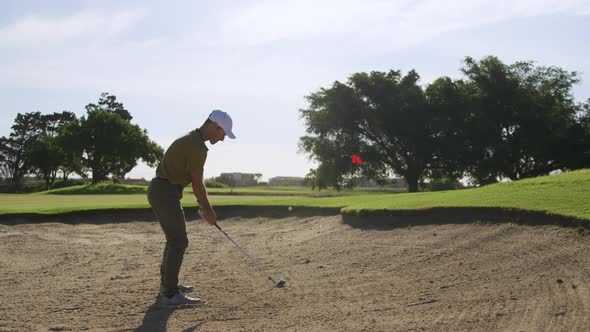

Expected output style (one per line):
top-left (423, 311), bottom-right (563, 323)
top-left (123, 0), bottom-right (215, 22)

top-left (351, 154), bottom-right (363, 165)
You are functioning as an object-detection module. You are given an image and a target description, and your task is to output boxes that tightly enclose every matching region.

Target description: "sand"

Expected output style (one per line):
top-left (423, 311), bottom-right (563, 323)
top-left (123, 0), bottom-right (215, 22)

top-left (1, 213), bottom-right (590, 331)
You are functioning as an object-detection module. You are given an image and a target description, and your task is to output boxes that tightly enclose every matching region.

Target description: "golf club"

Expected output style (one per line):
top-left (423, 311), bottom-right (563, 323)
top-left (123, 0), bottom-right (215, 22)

top-left (198, 208), bottom-right (286, 288)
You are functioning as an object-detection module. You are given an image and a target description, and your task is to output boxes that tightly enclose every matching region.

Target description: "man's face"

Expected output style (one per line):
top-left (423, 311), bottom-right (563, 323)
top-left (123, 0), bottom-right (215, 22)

top-left (210, 124), bottom-right (226, 144)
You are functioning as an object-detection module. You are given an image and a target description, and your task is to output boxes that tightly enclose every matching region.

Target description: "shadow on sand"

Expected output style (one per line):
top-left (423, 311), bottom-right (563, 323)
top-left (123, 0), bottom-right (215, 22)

top-left (134, 295), bottom-right (176, 332)
top-left (180, 284), bottom-right (278, 332)
top-left (341, 207), bottom-right (590, 230)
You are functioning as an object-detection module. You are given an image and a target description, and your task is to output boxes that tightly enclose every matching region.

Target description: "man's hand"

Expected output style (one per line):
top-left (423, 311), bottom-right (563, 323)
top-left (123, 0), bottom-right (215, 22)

top-left (192, 172), bottom-right (216, 226)
top-left (199, 207), bottom-right (217, 226)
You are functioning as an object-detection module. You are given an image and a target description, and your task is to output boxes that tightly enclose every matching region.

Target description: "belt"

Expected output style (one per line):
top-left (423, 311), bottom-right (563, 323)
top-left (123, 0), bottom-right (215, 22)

top-left (154, 175), bottom-right (183, 193)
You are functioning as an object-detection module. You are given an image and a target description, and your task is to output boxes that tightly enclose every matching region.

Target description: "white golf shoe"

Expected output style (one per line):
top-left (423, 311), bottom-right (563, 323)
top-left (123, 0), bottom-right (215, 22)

top-left (160, 291), bottom-right (201, 306)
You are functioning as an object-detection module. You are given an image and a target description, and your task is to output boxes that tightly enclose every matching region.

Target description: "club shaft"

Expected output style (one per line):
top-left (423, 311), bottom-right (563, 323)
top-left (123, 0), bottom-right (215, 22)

top-left (201, 210), bottom-right (280, 286)
top-left (215, 224), bottom-right (255, 262)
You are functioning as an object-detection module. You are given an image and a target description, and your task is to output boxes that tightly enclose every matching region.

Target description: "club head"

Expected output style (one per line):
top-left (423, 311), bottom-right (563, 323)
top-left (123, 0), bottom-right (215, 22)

top-left (276, 279), bottom-right (286, 288)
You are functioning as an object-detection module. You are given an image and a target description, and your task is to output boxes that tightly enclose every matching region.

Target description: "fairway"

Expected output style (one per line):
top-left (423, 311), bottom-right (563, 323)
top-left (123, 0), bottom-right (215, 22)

top-left (0, 194), bottom-right (311, 215)
top-left (1, 213), bottom-right (589, 331)
top-left (2, 169), bottom-right (590, 221)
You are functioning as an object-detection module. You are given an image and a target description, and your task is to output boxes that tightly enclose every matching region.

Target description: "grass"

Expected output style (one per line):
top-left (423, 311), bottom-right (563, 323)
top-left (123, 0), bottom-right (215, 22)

top-left (204, 185), bottom-right (404, 196)
top-left (336, 169), bottom-right (590, 220)
top-left (41, 182), bottom-right (147, 195)
top-left (0, 194), bottom-right (310, 215)
top-left (1, 169), bottom-right (589, 220)
top-left (40, 182), bottom-right (404, 197)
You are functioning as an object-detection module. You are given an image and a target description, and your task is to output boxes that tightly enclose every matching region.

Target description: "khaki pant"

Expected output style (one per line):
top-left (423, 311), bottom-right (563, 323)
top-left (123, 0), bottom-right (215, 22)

top-left (147, 177), bottom-right (187, 297)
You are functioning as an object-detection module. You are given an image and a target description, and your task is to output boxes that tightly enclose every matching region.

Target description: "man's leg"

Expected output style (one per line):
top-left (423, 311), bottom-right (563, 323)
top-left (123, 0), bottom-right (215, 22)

top-left (160, 244), bottom-right (167, 282)
top-left (148, 179), bottom-right (188, 297)
top-left (158, 207), bottom-right (188, 297)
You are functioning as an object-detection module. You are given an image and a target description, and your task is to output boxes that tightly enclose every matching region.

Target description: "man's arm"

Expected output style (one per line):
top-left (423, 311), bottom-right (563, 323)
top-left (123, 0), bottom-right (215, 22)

top-left (191, 173), bottom-right (217, 225)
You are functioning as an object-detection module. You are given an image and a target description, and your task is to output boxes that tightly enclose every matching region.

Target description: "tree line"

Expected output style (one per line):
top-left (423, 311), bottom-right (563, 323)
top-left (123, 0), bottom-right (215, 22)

top-left (0, 93), bottom-right (163, 191)
top-left (299, 56), bottom-right (590, 192)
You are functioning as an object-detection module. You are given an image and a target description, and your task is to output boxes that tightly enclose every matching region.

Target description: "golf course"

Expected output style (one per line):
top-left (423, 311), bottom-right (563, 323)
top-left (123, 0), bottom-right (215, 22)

top-left (4, 0), bottom-right (590, 330)
top-left (1, 169), bottom-right (590, 331)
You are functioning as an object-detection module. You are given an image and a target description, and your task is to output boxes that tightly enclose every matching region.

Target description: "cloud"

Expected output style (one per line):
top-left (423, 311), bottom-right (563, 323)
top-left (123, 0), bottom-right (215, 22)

top-left (219, 0), bottom-right (412, 45)
top-left (218, 0), bottom-right (411, 46)
top-left (0, 1), bottom-right (588, 98)
top-left (219, 0), bottom-right (590, 48)
top-left (575, 3), bottom-right (590, 15)
top-left (0, 9), bottom-right (146, 49)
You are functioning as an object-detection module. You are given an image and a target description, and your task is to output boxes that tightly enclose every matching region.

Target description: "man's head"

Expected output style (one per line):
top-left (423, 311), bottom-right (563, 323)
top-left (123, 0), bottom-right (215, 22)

top-left (200, 110), bottom-right (236, 144)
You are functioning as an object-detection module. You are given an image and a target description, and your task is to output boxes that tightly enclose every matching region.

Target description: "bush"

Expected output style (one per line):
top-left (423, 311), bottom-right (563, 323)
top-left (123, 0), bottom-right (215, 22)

top-left (0, 178), bottom-right (90, 193)
top-left (205, 179), bottom-right (228, 188)
top-left (50, 178), bottom-right (89, 190)
top-left (0, 183), bottom-right (16, 193)
top-left (0, 180), bottom-right (46, 193)
top-left (422, 177), bottom-right (464, 191)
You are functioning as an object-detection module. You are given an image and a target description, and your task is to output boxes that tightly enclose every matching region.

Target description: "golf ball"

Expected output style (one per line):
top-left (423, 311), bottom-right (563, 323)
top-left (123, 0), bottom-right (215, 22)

top-left (288, 206), bottom-right (293, 212)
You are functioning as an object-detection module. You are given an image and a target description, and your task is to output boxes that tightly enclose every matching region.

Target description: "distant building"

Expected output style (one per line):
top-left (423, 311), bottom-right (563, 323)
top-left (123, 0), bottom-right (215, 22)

top-left (219, 173), bottom-right (261, 187)
top-left (268, 176), bottom-right (305, 186)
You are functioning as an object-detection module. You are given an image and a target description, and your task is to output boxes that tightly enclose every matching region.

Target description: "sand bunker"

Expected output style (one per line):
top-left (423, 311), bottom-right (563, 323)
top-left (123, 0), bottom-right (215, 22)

top-left (1, 214), bottom-right (590, 331)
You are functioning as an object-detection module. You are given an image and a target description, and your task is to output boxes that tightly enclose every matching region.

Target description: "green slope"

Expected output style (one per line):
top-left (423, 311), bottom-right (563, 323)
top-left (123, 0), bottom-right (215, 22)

top-left (1, 169), bottom-right (589, 220)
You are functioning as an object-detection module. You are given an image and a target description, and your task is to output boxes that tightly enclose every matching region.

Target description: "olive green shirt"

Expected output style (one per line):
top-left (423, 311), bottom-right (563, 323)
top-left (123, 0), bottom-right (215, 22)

top-left (156, 130), bottom-right (208, 187)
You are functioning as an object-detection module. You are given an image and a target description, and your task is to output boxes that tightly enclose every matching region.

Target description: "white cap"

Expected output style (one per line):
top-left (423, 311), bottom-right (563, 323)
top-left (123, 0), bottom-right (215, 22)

top-left (208, 110), bottom-right (236, 139)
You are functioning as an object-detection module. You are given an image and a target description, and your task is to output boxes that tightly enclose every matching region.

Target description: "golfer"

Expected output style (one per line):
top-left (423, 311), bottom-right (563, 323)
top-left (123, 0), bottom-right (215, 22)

top-left (147, 110), bottom-right (236, 306)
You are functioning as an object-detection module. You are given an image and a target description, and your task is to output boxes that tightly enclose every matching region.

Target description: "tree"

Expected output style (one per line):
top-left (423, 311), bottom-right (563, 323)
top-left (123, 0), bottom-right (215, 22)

top-left (253, 173), bottom-right (263, 184)
top-left (303, 169), bottom-right (317, 190)
top-left (54, 116), bottom-right (84, 181)
top-left (0, 112), bottom-right (46, 190)
top-left (27, 111), bottom-right (79, 188)
top-left (28, 136), bottom-right (64, 190)
top-left (300, 58), bottom-right (588, 190)
top-left (299, 70), bottom-right (435, 192)
top-left (458, 56), bottom-right (583, 183)
top-left (0, 111), bottom-right (80, 190)
top-left (62, 93), bottom-right (163, 183)
top-left (302, 164), bottom-right (343, 191)
top-left (424, 77), bottom-right (478, 182)
top-left (299, 135), bottom-right (352, 191)
top-left (42, 111), bottom-right (77, 136)
top-left (56, 140), bottom-right (84, 181)
top-left (88, 92), bottom-right (132, 121)
top-left (562, 99), bottom-right (590, 169)
top-left (0, 146), bottom-right (10, 181)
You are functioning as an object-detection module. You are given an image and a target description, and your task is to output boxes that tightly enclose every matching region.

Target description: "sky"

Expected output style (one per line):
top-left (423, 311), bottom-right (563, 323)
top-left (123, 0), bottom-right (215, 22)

top-left (1, 0), bottom-right (589, 181)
